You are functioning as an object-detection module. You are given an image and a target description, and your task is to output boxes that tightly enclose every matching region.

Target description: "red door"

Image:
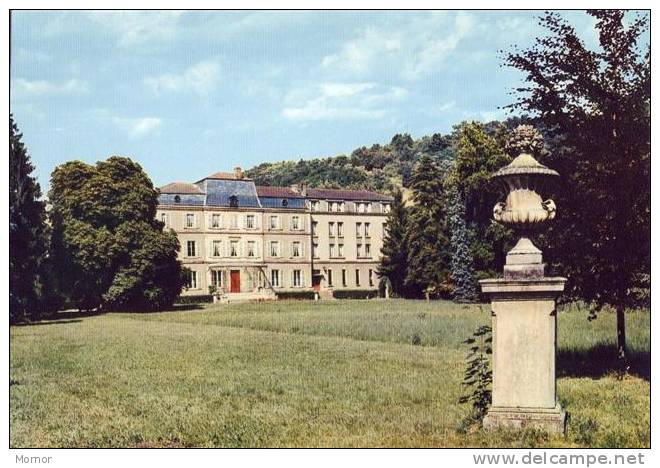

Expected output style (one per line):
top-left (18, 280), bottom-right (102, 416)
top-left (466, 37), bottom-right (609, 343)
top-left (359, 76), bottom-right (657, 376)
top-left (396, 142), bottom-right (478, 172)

top-left (230, 270), bottom-right (240, 293)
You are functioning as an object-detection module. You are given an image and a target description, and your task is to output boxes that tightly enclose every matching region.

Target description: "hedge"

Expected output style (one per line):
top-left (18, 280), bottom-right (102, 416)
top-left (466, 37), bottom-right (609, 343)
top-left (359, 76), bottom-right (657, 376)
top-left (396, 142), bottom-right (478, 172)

top-left (175, 294), bottom-right (214, 304)
top-left (332, 289), bottom-right (378, 300)
top-left (277, 291), bottom-right (317, 300)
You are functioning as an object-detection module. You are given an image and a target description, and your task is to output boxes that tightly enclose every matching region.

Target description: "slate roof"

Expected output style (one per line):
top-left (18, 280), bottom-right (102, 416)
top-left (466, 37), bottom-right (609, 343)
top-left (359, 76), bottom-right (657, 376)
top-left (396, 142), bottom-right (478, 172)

top-left (306, 188), bottom-right (393, 201)
top-left (159, 182), bottom-right (205, 194)
top-left (202, 171), bottom-right (252, 181)
top-left (201, 179), bottom-right (261, 208)
top-left (256, 186), bottom-right (305, 198)
top-left (159, 175), bottom-right (392, 207)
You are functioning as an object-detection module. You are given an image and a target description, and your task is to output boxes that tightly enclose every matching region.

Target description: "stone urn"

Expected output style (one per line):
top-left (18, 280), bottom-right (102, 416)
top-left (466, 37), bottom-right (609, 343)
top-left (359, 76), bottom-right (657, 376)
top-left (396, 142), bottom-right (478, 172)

top-left (491, 153), bottom-right (558, 280)
top-left (479, 152), bottom-right (567, 434)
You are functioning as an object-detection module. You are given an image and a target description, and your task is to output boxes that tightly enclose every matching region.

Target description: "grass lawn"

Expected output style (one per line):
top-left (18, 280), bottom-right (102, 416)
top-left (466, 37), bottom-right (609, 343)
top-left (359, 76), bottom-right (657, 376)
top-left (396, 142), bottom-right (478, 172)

top-left (10, 299), bottom-right (650, 448)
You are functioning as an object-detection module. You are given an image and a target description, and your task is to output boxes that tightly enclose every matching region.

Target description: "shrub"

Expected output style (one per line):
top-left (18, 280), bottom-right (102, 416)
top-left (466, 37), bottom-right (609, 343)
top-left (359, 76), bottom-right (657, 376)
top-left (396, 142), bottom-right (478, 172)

top-left (458, 325), bottom-right (492, 425)
top-left (175, 295), bottom-right (213, 305)
top-left (276, 291), bottom-right (316, 300)
top-left (332, 289), bottom-right (378, 300)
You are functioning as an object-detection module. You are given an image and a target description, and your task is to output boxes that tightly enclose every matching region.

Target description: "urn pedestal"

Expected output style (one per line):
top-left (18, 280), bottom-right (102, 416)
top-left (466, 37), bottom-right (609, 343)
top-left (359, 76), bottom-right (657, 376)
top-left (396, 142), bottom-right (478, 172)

top-left (480, 278), bottom-right (566, 433)
top-left (480, 153), bottom-right (566, 434)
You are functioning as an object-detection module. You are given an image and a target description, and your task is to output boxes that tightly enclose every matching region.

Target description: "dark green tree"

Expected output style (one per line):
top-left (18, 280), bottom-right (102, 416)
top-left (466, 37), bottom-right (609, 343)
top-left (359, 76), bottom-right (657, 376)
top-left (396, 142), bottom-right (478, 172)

top-left (503, 10), bottom-right (650, 361)
top-left (9, 116), bottom-right (49, 323)
top-left (377, 189), bottom-right (410, 297)
top-left (446, 184), bottom-right (477, 302)
top-left (452, 122), bottom-right (511, 278)
top-left (405, 155), bottom-right (452, 297)
top-left (49, 156), bottom-right (185, 311)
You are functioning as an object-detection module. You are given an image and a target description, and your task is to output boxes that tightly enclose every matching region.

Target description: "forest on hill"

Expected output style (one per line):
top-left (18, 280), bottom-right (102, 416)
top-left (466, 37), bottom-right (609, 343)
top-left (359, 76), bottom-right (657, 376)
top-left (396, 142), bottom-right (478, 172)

top-left (245, 118), bottom-right (523, 193)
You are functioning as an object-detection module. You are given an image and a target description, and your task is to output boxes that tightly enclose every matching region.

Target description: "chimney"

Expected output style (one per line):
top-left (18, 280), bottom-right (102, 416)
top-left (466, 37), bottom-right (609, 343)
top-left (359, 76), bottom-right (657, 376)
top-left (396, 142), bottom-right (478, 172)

top-left (300, 182), bottom-right (307, 197)
top-left (234, 166), bottom-right (243, 179)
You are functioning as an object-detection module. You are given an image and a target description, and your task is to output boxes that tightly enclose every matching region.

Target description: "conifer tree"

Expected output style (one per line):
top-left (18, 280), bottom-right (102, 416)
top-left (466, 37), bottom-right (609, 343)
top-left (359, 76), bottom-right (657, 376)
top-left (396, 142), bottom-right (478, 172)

top-left (447, 184), bottom-right (477, 302)
top-left (377, 189), bottom-right (409, 297)
top-left (9, 116), bottom-right (49, 323)
top-left (405, 155), bottom-right (452, 297)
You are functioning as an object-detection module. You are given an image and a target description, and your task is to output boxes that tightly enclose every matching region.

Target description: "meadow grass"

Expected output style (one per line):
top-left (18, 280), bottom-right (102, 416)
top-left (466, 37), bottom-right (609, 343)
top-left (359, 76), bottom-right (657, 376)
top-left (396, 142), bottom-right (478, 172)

top-left (10, 299), bottom-right (649, 448)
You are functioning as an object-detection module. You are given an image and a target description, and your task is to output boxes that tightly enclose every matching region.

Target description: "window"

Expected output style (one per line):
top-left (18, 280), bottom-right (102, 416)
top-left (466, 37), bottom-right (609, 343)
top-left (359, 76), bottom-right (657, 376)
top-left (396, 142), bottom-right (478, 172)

top-left (356, 222), bottom-right (362, 237)
top-left (330, 202), bottom-right (337, 212)
top-left (247, 241), bottom-right (256, 257)
top-left (329, 222), bottom-right (335, 236)
top-left (365, 244), bottom-right (371, 258)
top-left (269, 216), bottom-right (279, 230)
top-left (211, 213), bottom-right (221, 229)
top-left (174, 195), bottom-right (181, 203)
top-left (311, 200), bottom-right (320, 211)
top-left (230, 240), bottom-right (239, 257)
top-left (357, 243), bottom-right (362, 258)
top-left (211, 270), bottom-right (222, 288)
top-left (355, 269), bottom-right (361, 286)
top-left (292, 241), bottom-right (301, 258)
top-left (337, 222), bottom-right (344, 237)
top-left (186, 213), bottom-right (195, 228)
top-left (366, 203), bottom-right (372, 213)
top-left (369, 269), bottom-right (374, 287)
top-left (313, 243), bottom-right (319, 259)
top-left (342, 269), bottom-right (347, 287)
top-left (364, 222), bottom-right (370, 237)
top-left (229, 195), bottom-right (238, 208)
top-left (338, 244), bottom-right (344, 257)
top-left (186, 240), bottom-right (197, 257)
top-left (293, 270), bottom-right (302, 287)
top-left (327, 269), bottom-right (333, 287)
top-left (338, 202), bottom-right (345, 212)
top-left (329, 244), bottom-right (336, 258)
top-left (270, 269), bottom-right (280, 287)
top-left (383, 203), bottom-right (391, 213)
top-left (291, 215), bottom-right (300, 230)
top-left (282, 199), bottom-right (288, 207)
top-left (312, 221), bottom-right (318, 236)
top-left (246, 215), bottom-right (255, 229)
top-left (212, 240), bottom-right (222, 257)
top-left (160, 213), bottom-right (168, 226)
top-left (186, 270), bottom-right (197, 289)
top-left (270, 241), bottom-right (280, 257)
top-left (358, 203), bottom-right (365, 213)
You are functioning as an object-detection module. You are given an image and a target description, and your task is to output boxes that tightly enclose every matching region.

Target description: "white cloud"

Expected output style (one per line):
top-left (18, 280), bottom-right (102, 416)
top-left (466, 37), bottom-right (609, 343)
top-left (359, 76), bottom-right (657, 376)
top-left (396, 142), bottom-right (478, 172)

top-left (320, 12), bottom-right (476, 81)
top-left (282, 82), bottom-right (408, 122)
top-left (144, 61), bottom-right (221, 95)
top-left (12, 78), bottom-right (89, 98)
top-left (113, 117), bottom-right (162, 138)
top-left (437, 101), bottom-right (457, 112)
top-left (87, 11), bottom-right (183, 48)
top-left (321, 27), bottom-right (402, 74)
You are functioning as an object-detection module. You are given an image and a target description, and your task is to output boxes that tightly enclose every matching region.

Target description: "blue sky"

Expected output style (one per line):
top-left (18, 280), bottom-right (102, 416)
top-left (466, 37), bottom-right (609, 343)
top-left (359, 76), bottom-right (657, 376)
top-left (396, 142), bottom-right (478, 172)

top-left (10, 10), bottom-right (619, 190)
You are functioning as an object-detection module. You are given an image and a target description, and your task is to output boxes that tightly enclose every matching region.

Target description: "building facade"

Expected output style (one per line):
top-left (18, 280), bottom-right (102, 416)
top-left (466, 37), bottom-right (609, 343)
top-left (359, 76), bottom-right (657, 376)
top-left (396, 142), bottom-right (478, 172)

top-left (156, 167), bottom-right (392, 298)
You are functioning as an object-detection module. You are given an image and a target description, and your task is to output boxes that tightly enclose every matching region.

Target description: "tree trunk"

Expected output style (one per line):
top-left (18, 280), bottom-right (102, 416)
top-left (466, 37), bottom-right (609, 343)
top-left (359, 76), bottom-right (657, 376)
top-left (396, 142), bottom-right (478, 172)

top-left (616, 305), bottom-right (627, 362)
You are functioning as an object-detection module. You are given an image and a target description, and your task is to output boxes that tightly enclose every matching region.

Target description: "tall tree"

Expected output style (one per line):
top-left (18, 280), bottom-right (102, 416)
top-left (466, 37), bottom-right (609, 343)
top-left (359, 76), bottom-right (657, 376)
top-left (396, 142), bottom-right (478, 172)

top-left (503, 10), bottom-right (650, 361)
top-left (9, 116), bottom-right (49, 323)
top-left (49, 156), bottom-right (185, 311)
top-left (405, 155), bottom-right (452, 297)
top-left (452, 122), bottom-right (511, 278)
top-left (377, 189), bottom-right (410, 297)
top-left (446, 184), bottom-right (477, 302)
